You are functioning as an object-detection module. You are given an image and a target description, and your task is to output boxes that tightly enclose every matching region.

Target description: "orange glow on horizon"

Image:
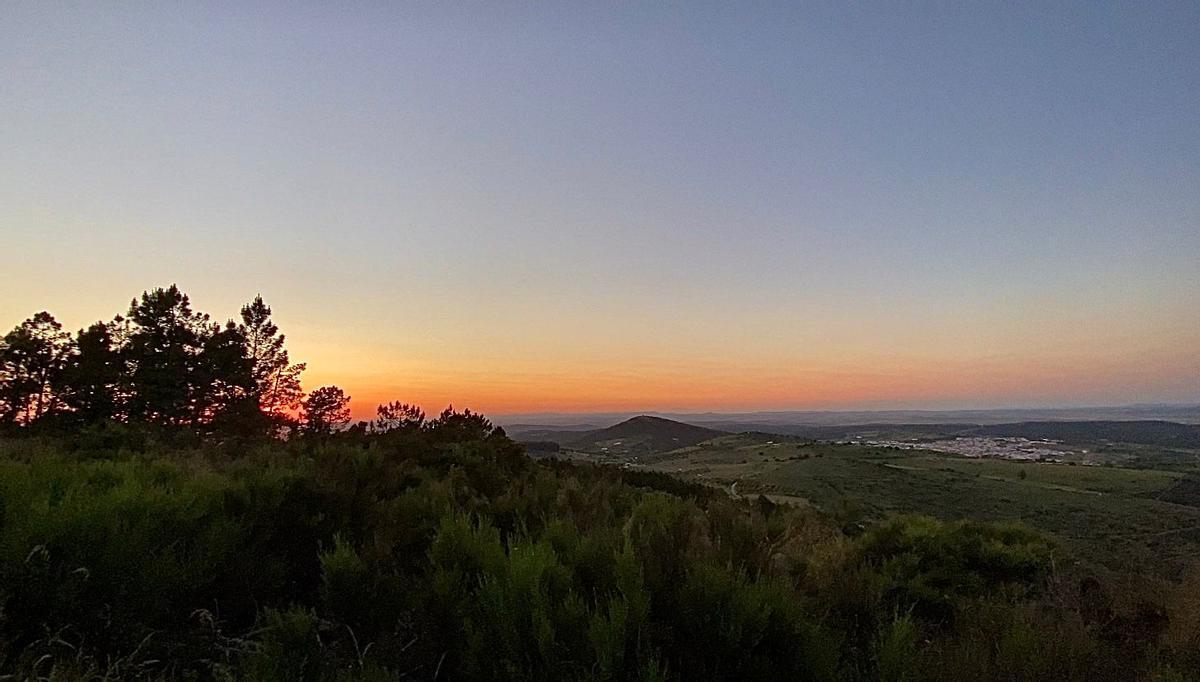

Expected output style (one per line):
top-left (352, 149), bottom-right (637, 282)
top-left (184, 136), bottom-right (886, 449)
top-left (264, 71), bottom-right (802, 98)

top-left (300, 339), bottom-right (1199, 420)
top-left (2, 269), bottom-right (1195, 423)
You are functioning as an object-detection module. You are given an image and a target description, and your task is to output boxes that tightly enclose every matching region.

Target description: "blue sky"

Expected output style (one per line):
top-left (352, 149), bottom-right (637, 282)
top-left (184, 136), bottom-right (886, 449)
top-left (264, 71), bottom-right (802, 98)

top-left (2, 2), bottom-right (1197, 413)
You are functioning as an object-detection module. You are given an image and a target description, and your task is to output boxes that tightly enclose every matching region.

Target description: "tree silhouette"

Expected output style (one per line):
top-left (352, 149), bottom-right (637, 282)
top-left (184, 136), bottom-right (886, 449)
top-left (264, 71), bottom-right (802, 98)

top-left (123, 286), bottom-right (213, 424)
top-left (425, 405), bottom-right (497, 443)
top-left (122, 285), bottom-right (255, 426)
top-left (193, 320), bottom-right (254, 426)
top-left (239, 296), bottom-right (306, 424)
top-left (0, 312), bottom-right (73, 424)
top-left (60, 321), bottom-right (124, 424)
top-left (0, 285), bottom-right (317, 438)
top-left (301, 385), bottom-right (351, 435)
top-left (370, 401), bottom-right (425, 434)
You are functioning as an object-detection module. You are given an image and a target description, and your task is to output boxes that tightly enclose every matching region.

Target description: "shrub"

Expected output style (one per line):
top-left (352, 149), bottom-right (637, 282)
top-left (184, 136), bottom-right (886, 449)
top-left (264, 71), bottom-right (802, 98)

top-left (0, 433), bottom-right (1183, 680)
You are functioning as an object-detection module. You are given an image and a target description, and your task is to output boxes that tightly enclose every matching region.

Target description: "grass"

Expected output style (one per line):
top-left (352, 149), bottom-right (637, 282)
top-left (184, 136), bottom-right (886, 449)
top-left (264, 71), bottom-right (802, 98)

top-left (642, 435), bottom-right (1200, 579)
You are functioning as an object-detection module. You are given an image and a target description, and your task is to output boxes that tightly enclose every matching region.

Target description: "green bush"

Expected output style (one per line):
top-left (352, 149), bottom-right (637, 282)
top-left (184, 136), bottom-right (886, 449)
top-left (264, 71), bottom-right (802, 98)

top-left (850, 516), bottom-right (1056, 623)
top-left (0, 431), bottom-right (1187, 680)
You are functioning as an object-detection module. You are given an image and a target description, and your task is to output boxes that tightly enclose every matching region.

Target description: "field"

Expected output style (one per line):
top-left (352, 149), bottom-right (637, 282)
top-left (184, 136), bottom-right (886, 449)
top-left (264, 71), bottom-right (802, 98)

top-left (603, 434), bottom-right (1200, 579)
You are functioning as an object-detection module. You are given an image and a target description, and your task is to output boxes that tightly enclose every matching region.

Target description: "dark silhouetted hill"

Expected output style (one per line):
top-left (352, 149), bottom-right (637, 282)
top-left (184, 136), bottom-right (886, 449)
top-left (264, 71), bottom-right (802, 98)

top-left (567, 415), bottom-right (725, 456)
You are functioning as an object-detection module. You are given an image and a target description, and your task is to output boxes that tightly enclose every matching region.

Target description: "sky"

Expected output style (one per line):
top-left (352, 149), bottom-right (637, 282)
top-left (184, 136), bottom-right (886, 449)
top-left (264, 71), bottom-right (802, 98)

top-left (2, 2), bottom-right (1198, 417)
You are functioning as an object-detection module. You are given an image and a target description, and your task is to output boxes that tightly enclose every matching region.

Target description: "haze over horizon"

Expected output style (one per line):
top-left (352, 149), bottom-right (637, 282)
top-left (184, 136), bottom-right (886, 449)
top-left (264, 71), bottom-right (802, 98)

top-left (3, 3), bottom-right (1198, 418)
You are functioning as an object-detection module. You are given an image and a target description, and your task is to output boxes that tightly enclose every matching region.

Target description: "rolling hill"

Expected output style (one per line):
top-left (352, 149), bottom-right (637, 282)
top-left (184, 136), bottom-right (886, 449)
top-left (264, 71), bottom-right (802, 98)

top-left (564, 415), bottom-right (726, 456)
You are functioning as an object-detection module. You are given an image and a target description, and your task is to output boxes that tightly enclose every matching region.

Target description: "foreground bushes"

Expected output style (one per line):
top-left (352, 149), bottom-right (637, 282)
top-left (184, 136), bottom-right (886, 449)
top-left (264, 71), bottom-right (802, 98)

top-left (0, 430), bottom-right (1192, 680)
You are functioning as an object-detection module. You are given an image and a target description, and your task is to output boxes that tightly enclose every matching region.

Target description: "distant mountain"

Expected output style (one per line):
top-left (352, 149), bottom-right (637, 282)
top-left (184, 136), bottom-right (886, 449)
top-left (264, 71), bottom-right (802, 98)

top-left (497, 404), bottom-right (1200, 432)
top-left (565, 416), bottom-right (725, 456)
top-left (504, 423), bottom-right (601, 433)
top-left (505, 423), bottom-right (604, 442)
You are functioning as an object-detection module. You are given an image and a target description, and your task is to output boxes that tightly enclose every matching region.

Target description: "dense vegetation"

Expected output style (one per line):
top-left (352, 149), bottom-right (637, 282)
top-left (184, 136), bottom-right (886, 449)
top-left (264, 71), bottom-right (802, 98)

top-left (8, 430), bottom-right (1200, 680)
top-left (3, 288), bottom-right (1200, 680)
top-left (627, 434), bottom-right (1200, 580)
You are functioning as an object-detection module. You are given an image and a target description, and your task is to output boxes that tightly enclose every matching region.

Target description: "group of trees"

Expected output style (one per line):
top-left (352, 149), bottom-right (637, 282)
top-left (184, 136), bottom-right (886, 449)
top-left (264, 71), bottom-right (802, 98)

top-left (0, 286), bottom-right (349, 437)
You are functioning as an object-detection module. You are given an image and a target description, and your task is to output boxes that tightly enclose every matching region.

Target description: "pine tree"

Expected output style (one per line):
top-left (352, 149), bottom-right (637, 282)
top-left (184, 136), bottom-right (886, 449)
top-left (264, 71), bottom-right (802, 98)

top-left (0, 312), bottom-right (73, 424)
top-left (301, 385), bottom-right (350, 435)
top-left (239, 296), bottom-right (306, 424)
top-left (60, 321), bottom-right (124, 423)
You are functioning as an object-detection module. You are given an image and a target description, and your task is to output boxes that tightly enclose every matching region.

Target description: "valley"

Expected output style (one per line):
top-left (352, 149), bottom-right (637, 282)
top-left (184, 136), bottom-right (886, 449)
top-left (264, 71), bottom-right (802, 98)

top-left (522, 416), bottom-right (1200, 579)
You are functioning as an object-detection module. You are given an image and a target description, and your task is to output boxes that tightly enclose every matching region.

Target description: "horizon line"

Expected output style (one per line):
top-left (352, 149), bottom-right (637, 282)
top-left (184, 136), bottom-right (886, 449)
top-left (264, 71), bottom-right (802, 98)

top-left (489, 401), bottom-right (1200, 419)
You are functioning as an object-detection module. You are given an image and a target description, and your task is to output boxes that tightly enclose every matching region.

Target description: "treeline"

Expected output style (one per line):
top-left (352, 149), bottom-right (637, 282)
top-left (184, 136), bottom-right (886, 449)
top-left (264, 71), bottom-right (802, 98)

top-left (0, 285), bottom-right (479, 442)
top-left (0, 286), bottom-right (311, 435)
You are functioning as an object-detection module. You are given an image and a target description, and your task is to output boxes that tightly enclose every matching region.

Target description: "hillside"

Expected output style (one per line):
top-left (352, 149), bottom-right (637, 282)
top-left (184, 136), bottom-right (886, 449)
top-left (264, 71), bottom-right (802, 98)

top-left (638, 432), bottom-right (1200, 578)
top-left (566, 415), bottom-right (726, 456)
top-left (1, 426), bottom-right (1194, 679)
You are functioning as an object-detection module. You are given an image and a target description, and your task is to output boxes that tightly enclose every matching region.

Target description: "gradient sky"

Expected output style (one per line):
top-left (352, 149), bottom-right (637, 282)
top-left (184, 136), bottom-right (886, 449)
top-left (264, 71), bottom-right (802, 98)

top-left (2, 2), bottom-right (1198, 417)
